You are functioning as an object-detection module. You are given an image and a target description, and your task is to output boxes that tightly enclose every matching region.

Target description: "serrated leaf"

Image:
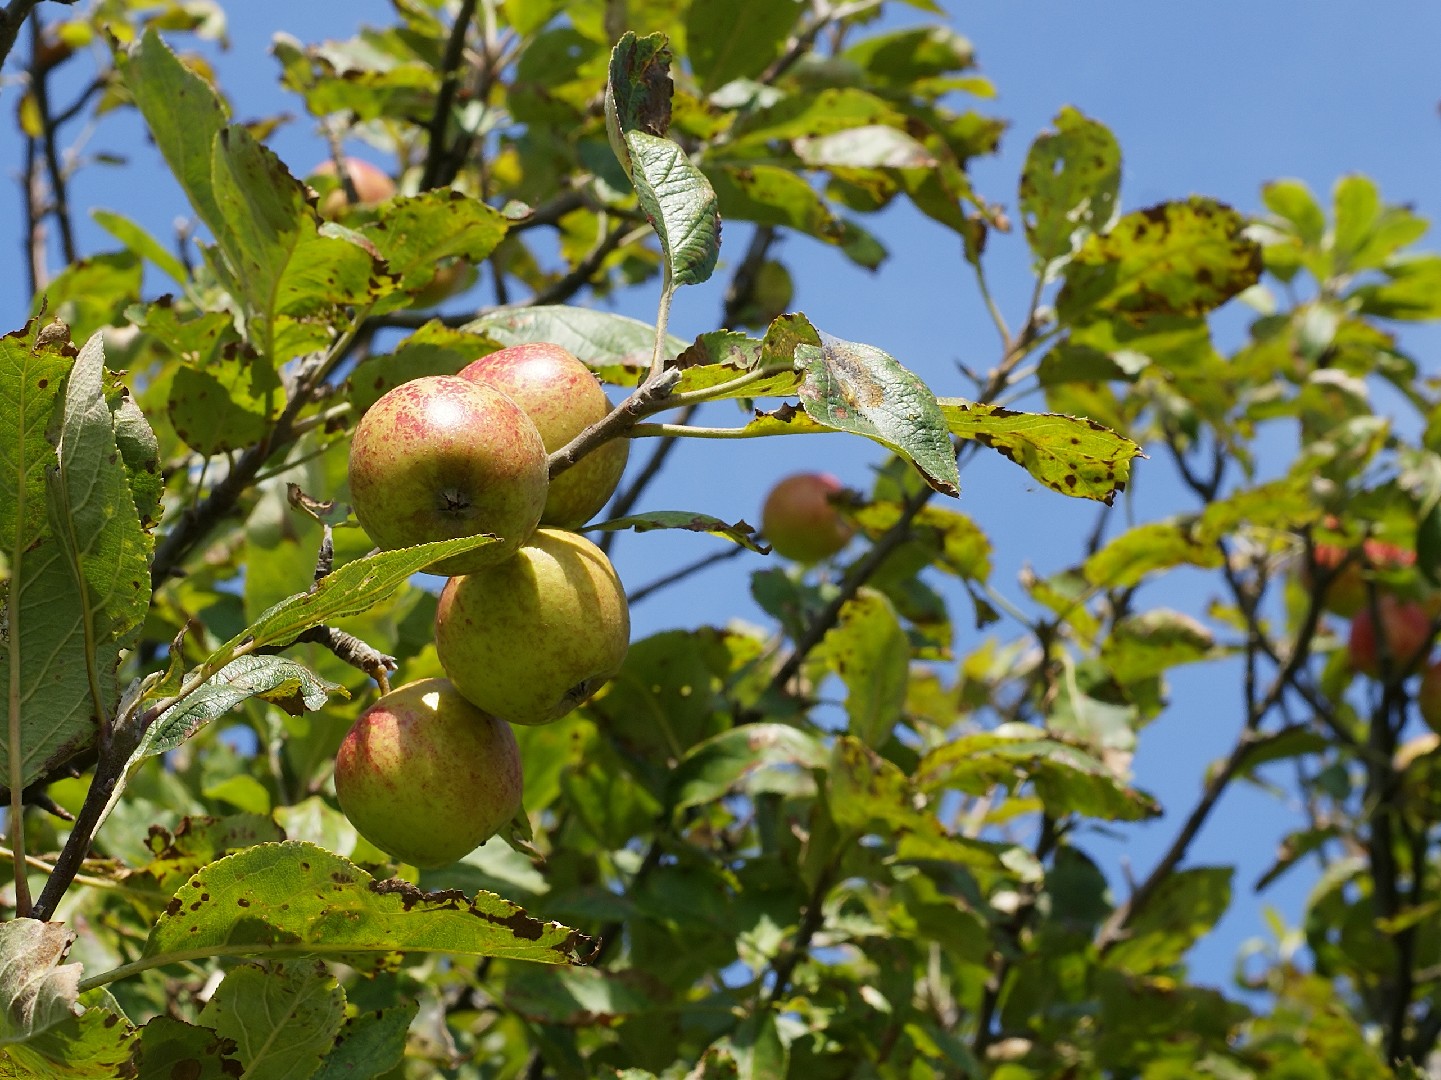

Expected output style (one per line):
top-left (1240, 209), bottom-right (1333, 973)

top-left (1058, 198), bottom-right (1262, 323)
top-left (604, 31), bottom-right (672, 156)
top-left (134, 1016), bottom-right (240, 1080)
top-left (587, 511), bottom-right (766, 552)
top-left (199, 962), bottom-right (345, 1080)
top-left (140, 655), bottom-right (345, 763)
top-left (465, 305), bottom-right (689, 373)
top-left (1019, 106), bottom-right (1120, 274)
top-left (786, 321), bottom-right (958, 496)
top-left (625, 131), bottom-right (721, 289)
top-left (0, 922), bottom-right (82, 1044)
top-left (686, 0), bottom-right (800, 91)
top-left (359, 189), bottom-right (509, 291)
top-left (82, 841), bottom-right (593, 988)
top-left (938, 399), bottom-right (1140, 505)
top-left (668, 723), bottom-right (827, 812)
top-left (109, 391), bottom-right (163, 529)
top-left (0, 997), bottom-right (136, 1078)
top-left (167, 342), bottom-right (281, 454)
top-left (817, 589), bottom-right (909, 747)
top-left (311, 1001), bottom-right (416, 1080)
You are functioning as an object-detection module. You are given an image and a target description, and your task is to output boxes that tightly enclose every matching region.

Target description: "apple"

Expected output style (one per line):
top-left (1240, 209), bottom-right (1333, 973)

top-left (459, 343), bottom-right (630, 528)
top-left (348, 375), bottom-right (548, 576)
top-left (311, 157), bottom-right (396, 219)
top-left (434, 528), bottom-right (630, 725)
top-left (1306, 539), bottom-right (1414, 617)
top-left (1347, 595), bottom-right (1433, 680)
top-left (761, 472), bottom-right (854, 563)
top-left (334, 678), bottom-right (523, 868)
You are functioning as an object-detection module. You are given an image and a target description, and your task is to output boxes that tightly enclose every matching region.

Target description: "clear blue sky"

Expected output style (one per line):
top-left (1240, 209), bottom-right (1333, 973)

top-left (3, 1), bottom-right (1440, 990)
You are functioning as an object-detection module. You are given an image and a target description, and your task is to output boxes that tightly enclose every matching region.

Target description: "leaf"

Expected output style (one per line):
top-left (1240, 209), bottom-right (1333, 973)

top-left (917, 727), bottom-right (1161, 821)
top-left (109, 391), bottom-right (163, 529)
top-left (668, 723), bottom-right (828, 812)
top-left (310, 1002), bottom-right (417, 1080)
top-left (140, 655), bottom-right (346, 763)
top-left (1100, 609), bottom-right (1217, 684)
top-left (121, 30), bottom-right (229, 241)
top-left (90, 207), bottom-right (189, 285)
top-left (1083, 520), bottom-right (1223, 589)
top-left (132, 1019), bottom-right (240, 1079)
top-left (465, 306), bottom-right (689, 372)
top-left (0, 921), bottom-right (82, 1044)
top-left (87, 841), bottom-right (593, 987)
top-left (1057, 198), bottom-right (1263, 323)
top-left (359, 189), bottom-right (510, 291)
top-left (1262, 178), bottom-right (1325, 245)
top-left (606, 34), bottom-right (720, 288)
top-left (1019, 106), bottom-right (1120, 273)
top-left (167, 342), bottom-right (281, 455)
top-left (817, 589), bottom-right (910, 747)
top-left (1105, 867), bottom-right (1233, 975)
top-left (790, 322), bottom-right (960, 496)
top-left (707, 163), bottom-right (845, 245)
top-left (347, 322), bottom-right (499, 414)
top-left (937, 399), bottom-right (1141, 504)
top-left (587, 511), bottom-right (766, 552)
top-left (0, 997), bottom-right (136, 1079)
top-left (198, 962), bottom-right (345, 1080)
top-left (685, 0), bottom-right (800, 91)
top-left (853, 502), bottom-right (991, 580)
top-left (796, 125), bottom-right (937, 169)
top-left (504, 967), bottom-right (658, 1026)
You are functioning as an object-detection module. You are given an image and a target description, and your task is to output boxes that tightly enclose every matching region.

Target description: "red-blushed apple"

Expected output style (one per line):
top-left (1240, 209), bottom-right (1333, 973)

top-left (1306, 540), bottom-right (1415, 617)
top-left (334, 678), bottom-right (523, 868)
top-left (311, 157), bottom-right (396, 219)
top-left (459, 343), bottom-right (630, 528)
top-left (1347, 595), bottom-right (1434, 679)
top-left (761, 472), bottom-right (854, 563)
top-left (434, 529), bottom-right (630, 725)
top-left (1419, 662), bottom-right (1441, 733)
top-left (347, 375), bottom-right (548, 576)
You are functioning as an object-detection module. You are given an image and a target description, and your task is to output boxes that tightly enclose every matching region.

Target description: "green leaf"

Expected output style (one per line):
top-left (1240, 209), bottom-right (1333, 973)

top-left (1262, 178), bottom-right (1325, 246)
top-left (840, 24), bottom-right (975, 87)
top-left (167, 342), bottom-right (281, 455)
top-left (1019, 106), bottom-right (1120, 273)
top-left (198, 962), bottom-right (345, 1080)
top-left (708, 163), bottom-right (845, 245)
top-left (140, 655), bottom-right (346, 763)
top-left (1100, 609), bottom-right (1217, 684)
top-left (791, 322), bottom-right (960, 496)
top-left (797, 125), bottom-right (937, 169)
top-left (817, 588), bottom-right (909, 747)
top-left (1057, 197), bottom-right (1262, 323)
top-left (727, 87), bottom-right (908, 152)
top-left (0, 997), bottom-right (136, 1078)
top-left (32, 252), bottom-right (143, 343)
top-left (1351, 254), bottom-right (1441, 321)
top-left (606, 34), bottom-right (720, 288)
top-left (685, 0), bottom-right (800, 91)
top-left (1083, 520), bottom-right (1223, 589)
top-left (587, 511), bottom-right (766, 552)
top-left (937, 399), bottom-right (1141, 505)
top-left (1105, 867), bottom-right (1232, 974)
top-left (668, 723), bottom-right (828, 813)
top-left (359, 189), bottom-right (510, 291)
top-left (465, 305), bottom-right (688, 371)
top-left (917, 727), bottom-right (1161, 821)
top-left (311, 1002), bottom-right (417, 1080)
top-left (347, 322), bottom-right (499, 414)
top-left (85, 841), bottom-right (593, 988)
top-left (91, 207), bottom-right (189, 285)
top-left (0, 921), bottom-right (82, 1044)
top-left (504, 967), bottom-right (658, 1026)
top-left (135, 1016), bottom-right (242, 1079)
top-left (109, 391), bottom-right (163, 530)
top-left (853, 501), bottom-right (991, 580)
top-left (121, 30), bottom-right (229, 242)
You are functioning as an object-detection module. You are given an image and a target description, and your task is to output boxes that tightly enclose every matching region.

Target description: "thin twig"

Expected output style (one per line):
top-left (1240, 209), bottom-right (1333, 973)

top-left (418, 0), bottom-right (478, 191)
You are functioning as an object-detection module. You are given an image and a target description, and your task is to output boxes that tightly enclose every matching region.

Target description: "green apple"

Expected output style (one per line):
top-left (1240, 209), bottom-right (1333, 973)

top-left (348, 374), bottom-right (548, 576)
top-left (334, 678), bottom-right (523, 868)
top-left (1347, 595), bottom-right (1433, 679)
top-left (311, 157), bottom-right (396, 219)
top-left (435, 529), bottom-right (630, 724)
top-left (459, 343), bottom-right (629, 528)
top-left (761, 472), bottom-right (854, 563)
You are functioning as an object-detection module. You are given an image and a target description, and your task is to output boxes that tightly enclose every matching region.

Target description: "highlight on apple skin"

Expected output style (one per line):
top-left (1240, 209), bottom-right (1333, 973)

top-left (310, 156), bottom-right (396, 219)
top-left (434, 529), bottom-right (630, 725)
top-left (334, 678), bottom-right (523, 868)
top-left (459, 342), bottom-right (630, 529)
top-left (761, 471), bottom-right (854, 563)
top-left (347, 374), bottom-right (549, 576)
top-left (1347, 595), bottom-right (1434, 680)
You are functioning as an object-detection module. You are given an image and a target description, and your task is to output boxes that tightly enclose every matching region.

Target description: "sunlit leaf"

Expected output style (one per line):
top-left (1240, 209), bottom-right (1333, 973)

top-left (199, 962), bottom-right (345, 1080)
top-left (1019, 106), bottom-right (1120, 273)
top-left (588, 510), bottom-right (766, 552)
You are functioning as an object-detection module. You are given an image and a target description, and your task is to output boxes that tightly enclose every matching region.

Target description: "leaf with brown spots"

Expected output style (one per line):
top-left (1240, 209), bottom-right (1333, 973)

top-left (587, 511), bottom-right (767, 553)
top-left (1057, 197), bottom-right (1262, 323)
top-left (937, 398), bottom-right (1141, 504)
top-left (1019, 106), bottom-right (1121, 274)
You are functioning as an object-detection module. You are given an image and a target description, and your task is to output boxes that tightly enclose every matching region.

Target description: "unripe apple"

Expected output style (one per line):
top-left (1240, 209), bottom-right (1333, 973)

top-left (348, 375), bottom-right (548, 576)
top-left (1347, 596), bottom-right (1433, 679)
top-left (459, 343), bottom-right (630, 528)
top-left (1419, 662), bottom-right (1441, 733)
top-left (435, 529), bottom-right (630, 725)
top-left (334, 678), bottom-right (523, 868)
top-left (312, 157), bottom-right (396, 219)
top-left (761, 472), bottom-right (854, 563)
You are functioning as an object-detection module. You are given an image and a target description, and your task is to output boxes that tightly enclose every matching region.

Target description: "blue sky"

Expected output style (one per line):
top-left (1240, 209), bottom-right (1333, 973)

top-left (4, 1), bottom-right (1440, 991)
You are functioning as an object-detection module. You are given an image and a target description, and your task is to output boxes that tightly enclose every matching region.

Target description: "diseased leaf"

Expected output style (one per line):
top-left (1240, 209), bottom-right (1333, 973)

top-left (1057, 198), bottom-right (1262, 323)
top-left (504, 967), bottom-right (658, 1026)
top-left (199, 963), bottom-right (345, 1080)
top-left (625, 131), bottom-right (722, 289)
top-left (466, 306), bottom-right (688, 374)
top-left (686, 0), bottom-right (800, 91)
top-left (134, 1017), bottom-right (241, 1080)
top-left (668, 723), bottom-right (828, 812)
top-left (938, 399), bottom-right (1141, 504)
top-left (587, 511), bottom-right (766, 552)
top-left (0, 921), bottom-right (82, 1044)
top-left (817, 589), bottom-right (909, 747)
top-left (0, 996), bottom-right (136, 1078)
top-left (167, 342), bottom-right (281, 455)
top-left (1019, 106), bottom-right (1120, 273)
top-left (310, 1002), bottom-right (417, 1080)
top-left (359, 189), bottom-right (510, 292)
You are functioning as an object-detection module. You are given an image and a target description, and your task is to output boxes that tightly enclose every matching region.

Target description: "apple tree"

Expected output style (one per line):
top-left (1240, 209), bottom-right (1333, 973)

top-left (3, 1), bottom-right (1441, 1077)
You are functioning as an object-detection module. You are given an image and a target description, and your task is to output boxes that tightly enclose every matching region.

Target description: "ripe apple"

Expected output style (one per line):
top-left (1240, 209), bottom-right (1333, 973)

top-left (348, 375), bottom-right (548, 576)
top-left (1347, 595), bottom-right (1433, 680)
top-left (1306, 540), bottom-right (1414, 617)
top-left (334, 678), bottom-right (523, 868)
top-left (459, 343), bottom-right (629, 528)
top-left (434, 529), bottom-right (630, 725)
top-left (312, 157), bottom-right (396, 219)
top-left (761, 472), bottom-right (854, 563)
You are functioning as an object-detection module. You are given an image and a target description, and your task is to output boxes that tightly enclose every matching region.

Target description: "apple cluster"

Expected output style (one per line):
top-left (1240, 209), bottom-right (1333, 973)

top-left (336, 343), bottom-right (632, 867)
